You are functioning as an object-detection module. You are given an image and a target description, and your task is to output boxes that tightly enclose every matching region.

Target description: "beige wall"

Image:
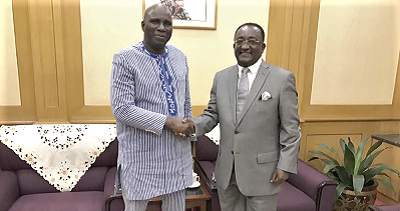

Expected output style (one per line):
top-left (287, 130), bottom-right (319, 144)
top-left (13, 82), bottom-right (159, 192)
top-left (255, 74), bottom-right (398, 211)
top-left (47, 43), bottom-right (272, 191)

top-left (80, 0), bottom-right (270, 106)
top-left (0, 0), bottom-right (21, 106)
top-left (80, 0), bottom-right (142, 106)
top-left (170, 0), bottom-right (270, 105)
top-left (311, 0), bottom-right (400, 105)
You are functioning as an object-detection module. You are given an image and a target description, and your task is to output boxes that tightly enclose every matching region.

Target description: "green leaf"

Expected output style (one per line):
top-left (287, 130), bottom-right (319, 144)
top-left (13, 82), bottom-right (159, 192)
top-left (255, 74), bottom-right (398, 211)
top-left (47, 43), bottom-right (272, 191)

top-left (335, 166), bottom-right (352, 185)
top-left (366, 140), bottom-right (383, 158)
top-left (335, 182), bottom-right (348, 201)
top-left (364, 167), bottom-right (385, 183)
top-left (309, 150), bottom-right (340, 166)
top-left (358, 148), bottom-right (387, 174)
top-left (344, 145), bottom-right (355, 175)
top-left (324, 163), bottom-right (337, 174)
top-left (340, 138), bottom-right (346, 155)
top-left (354, 137), bottom-right (368, 175)
top-left (353, 175), bottom-right (365, 196)
top-left (375, 178), bottom-right (397, 195)
top-left (376, 172), bottom-right (390, 179)
top-left (318, 143), bottom-right (340, 157)
top-left (347, 137), bottom-right (356, 154)
top-left (321, 159), bottom-right (334, 164)
top-left (372, 163), bottom-right (400, 177)
top-left (326, 172), bottom-right (336, 181)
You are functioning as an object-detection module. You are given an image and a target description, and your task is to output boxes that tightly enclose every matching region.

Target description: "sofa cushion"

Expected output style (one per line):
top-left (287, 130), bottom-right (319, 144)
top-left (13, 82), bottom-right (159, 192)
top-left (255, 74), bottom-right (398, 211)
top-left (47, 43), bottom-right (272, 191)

top-left (73, 167), bottom-right (108, 192)
top-left (0, 171), bottom-right (19, 211)
top-left (196, 135), bottom-right (218, 162)
top-left (0, 142), bottom-right (31, 171)
top-left (278, 182), bottom-right (316, 211)
top-left (8, 191), bottom-right (103, 211)
top-left (17, 167), bottom-right (109, 195)
top-left (92, 138), bottom-right (118, 167)
top-left (17, 169), bottom-right (58, 195)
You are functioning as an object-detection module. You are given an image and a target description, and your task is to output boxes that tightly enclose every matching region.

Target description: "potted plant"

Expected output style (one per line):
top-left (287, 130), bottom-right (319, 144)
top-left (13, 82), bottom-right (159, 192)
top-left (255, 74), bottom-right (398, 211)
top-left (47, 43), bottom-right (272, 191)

top-left (309, 137), bottom-right (400, 211)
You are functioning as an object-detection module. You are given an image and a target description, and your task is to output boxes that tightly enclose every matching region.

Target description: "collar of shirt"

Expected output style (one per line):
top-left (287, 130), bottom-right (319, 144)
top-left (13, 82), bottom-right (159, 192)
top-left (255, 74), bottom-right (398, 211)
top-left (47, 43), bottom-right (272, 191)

top-left (237, 58), bottom-right (262, 89)
top-left (140, 41), bottom-right (169, 58)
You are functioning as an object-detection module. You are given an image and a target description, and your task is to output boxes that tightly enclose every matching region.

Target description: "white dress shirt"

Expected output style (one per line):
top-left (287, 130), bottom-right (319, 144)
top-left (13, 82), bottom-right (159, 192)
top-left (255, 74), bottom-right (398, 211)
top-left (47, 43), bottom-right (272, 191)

top-left (237, 58), bottom-right (262, 90)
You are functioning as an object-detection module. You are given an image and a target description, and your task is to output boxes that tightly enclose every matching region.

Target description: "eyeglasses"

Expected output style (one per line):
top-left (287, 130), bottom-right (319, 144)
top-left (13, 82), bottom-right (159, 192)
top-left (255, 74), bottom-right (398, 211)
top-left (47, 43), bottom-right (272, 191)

top-left (234, 39), bottom-right (262, 46)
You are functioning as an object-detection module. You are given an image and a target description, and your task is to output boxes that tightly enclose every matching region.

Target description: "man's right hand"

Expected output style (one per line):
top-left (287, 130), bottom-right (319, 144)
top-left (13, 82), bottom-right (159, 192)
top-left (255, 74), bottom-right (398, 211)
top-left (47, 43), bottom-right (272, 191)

top-left (165, 117), bottom-right (194, 135)
top-left (177, 118), bottom-right (195, 137)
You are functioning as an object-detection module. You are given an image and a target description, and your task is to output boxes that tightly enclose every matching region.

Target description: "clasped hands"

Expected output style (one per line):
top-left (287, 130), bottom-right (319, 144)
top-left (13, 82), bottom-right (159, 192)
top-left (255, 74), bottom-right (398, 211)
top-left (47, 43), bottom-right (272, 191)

top-left (165, 117), bottom-right (194, 137)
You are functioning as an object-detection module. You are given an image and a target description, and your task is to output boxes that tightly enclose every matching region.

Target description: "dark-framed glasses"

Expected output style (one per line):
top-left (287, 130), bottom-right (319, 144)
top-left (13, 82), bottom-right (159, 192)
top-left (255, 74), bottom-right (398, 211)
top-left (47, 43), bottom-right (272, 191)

top-left (234, 39), bottom-right (262, 46)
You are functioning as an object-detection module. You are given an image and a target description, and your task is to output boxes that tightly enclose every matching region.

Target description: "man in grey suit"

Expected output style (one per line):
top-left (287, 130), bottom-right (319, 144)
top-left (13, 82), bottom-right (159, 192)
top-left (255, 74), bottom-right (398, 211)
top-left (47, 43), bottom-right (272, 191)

top-left (184, 23), bottom-right (301, 211)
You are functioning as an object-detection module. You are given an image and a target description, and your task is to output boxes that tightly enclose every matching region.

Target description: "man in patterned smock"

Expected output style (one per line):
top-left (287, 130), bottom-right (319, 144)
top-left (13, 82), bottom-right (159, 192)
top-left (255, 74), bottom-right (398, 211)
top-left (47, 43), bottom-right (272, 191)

top-left (110, 4), bottom-right (194, 211)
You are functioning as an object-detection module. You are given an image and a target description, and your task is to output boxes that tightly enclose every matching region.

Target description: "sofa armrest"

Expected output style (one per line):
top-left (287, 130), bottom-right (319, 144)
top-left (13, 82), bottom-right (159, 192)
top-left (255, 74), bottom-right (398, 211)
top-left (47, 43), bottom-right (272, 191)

top-left (0, 171), bottom-right (19, 211)
top-left (105, 192), bottom-right (123, 211)
top-left (368, 205), bottom-right (383, 211)
top-left (287, 159), bottom-right (337, 211)
top-left (103, 167), bottom-right (117, 211)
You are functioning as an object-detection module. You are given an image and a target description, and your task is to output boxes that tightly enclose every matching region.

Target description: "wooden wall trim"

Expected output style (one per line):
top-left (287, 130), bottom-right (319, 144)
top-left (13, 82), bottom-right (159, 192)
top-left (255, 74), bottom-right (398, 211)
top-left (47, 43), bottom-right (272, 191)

top-left (61, 0), bottom-right (85, 121)
top-left (24, 0), bottom-right (68, 122)
top-left (298, 120), bottom-right (400, 162)
top-left (266, 0), bottom-right (314, 117)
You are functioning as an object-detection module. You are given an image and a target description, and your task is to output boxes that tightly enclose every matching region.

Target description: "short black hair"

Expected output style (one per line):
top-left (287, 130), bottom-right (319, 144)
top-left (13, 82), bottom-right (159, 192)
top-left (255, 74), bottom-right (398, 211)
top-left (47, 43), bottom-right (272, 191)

top-left (234, 23), bottom-right (265, 42)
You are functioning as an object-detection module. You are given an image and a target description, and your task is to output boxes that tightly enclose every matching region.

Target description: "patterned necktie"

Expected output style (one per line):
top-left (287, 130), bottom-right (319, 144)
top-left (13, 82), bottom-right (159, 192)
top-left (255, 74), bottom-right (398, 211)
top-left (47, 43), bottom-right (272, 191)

top-left (237, 67), bottom-right (250, 118)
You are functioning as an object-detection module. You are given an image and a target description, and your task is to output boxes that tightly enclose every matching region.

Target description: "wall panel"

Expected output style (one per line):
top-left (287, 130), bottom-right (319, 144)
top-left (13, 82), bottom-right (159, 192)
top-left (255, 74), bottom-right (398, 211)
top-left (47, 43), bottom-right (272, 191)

top-left (305, 134), bottom-right (362, 171)
top-left (0, 0), bottom-right (36, 124)
top-left (373, 141), bottom-right (400, 202)
top-left (300, 0), bottom-right (400, 120)
top-left (311, 0), bottom-right (399, 105)
top-left (28, 0), bottom-right (67, 123)
top-left (60, 0), bottom-right (114, 123)
top-left (266, 0), bottom-right (314, 115)
top-left (0, 0), bottom-right (20, 106)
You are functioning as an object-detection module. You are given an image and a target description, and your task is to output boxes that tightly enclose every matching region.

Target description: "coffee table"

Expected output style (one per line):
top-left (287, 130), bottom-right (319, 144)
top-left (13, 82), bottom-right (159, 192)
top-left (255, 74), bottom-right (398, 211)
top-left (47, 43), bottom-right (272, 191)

top-left (105, 181), bottom-right (211, 211)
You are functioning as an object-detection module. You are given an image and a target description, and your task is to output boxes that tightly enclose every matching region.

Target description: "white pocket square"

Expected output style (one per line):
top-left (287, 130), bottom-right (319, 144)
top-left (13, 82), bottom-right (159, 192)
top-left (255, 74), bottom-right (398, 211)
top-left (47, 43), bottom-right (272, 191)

top-left (261, 91), bottom-right (272, 101)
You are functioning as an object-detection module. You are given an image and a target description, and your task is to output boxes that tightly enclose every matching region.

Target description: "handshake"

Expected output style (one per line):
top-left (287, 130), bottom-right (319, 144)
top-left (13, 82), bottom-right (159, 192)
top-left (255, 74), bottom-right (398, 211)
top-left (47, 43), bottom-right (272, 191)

top-left (165, 117), bottom-right (195, 137)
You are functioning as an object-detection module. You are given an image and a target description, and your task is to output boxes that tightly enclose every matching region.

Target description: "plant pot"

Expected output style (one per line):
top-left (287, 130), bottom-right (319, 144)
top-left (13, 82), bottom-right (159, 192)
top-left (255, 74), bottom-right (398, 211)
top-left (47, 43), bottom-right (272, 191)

top-left (334, 180), bottom-right (378, 211)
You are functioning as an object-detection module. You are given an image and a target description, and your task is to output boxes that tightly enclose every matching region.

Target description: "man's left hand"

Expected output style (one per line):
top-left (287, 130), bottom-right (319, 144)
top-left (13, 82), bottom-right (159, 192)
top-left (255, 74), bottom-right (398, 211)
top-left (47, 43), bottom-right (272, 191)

top-left (270, 169), bottom-right (289, 184)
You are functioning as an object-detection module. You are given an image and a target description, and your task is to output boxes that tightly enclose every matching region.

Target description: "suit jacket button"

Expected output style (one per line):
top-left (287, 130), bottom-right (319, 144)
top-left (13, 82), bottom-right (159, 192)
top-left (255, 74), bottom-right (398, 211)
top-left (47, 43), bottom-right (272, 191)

top-left (234, 131), bottom-right (239, 134)
top-left (231, 151), bottom-right (234, 154)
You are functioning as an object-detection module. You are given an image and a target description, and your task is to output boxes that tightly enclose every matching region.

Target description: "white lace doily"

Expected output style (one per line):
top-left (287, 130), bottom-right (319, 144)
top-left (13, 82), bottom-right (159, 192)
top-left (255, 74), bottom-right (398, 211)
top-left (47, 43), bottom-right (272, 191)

top-left (0, 124), bottom-right (116, 192)
top-left (205, 123), bottom-right (220, 145)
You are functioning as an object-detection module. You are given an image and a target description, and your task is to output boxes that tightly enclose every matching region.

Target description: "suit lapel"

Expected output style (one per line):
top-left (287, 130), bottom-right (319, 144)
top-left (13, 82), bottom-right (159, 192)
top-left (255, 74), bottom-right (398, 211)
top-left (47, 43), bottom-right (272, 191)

top-left (228, 66), bottom-right (239, 125)
top-left (236, 61), bottom-right (271, 126)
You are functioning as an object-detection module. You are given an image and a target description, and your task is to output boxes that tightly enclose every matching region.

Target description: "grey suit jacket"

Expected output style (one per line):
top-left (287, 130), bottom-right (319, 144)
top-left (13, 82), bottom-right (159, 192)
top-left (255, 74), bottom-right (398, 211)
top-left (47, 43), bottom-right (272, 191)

top-left (194, 60), bottom-right (300, 196)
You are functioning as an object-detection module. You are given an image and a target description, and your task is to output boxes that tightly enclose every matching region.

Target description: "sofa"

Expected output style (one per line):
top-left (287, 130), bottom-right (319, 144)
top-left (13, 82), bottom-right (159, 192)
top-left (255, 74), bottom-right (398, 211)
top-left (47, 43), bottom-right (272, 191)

top-left (194, 135), bottom-right (337, 211)
top-left (0, 138), bottom-right (118, 211)
top-left (369, 204), bottom-right (400, 211)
